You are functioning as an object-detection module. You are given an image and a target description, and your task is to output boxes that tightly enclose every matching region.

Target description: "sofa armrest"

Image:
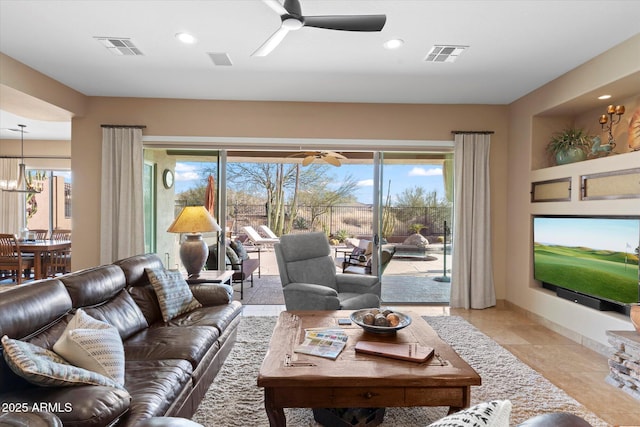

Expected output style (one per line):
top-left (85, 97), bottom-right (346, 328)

top-left (0, 385), bottom-right (130, 427)
top-left (336, 274), bottom-right (381, 296)
top-left (282, 282), bottom-right (340, 310)
top-left (189, 283), bottom-right (233, 306)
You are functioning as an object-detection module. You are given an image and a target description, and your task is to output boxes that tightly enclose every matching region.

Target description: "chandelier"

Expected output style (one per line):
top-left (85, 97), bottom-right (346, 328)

top-left (0, 124), bottom-right (41, 193)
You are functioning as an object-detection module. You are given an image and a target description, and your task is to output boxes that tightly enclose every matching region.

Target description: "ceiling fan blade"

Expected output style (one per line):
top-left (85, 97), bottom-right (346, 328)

top-left (325, 151), bottom-right (347, 159)
top-left (283, 0), bottom-right (302, 16)
top-left (303, 15), bottom-right (386, 31)
top-left (323, 155), bottom-right (342, 167)
top-left (262, 0), bottom-right (288, 16)
top-left (302, 155), bottom-right (315, 166)
top-left (252, 25), bottom-right (290, 57)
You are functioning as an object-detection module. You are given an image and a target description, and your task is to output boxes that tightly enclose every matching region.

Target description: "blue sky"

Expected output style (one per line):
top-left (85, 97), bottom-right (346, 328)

top-left (175, 162), bottom-right (446, 205)
top-left (534, 217), bottom-right (640, 253)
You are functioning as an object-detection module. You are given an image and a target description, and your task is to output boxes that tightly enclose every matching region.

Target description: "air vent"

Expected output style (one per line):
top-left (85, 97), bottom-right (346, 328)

top-left (208, 52), bottom-right (233, 66)
top-left (424, 45), bottom-right (468, 63)
top-left (95, 37), bottom-right (144, 56)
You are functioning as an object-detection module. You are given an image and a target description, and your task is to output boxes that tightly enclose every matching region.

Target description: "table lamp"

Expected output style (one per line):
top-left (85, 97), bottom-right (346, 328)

top-left (167, 206), bottom-right (221, 278)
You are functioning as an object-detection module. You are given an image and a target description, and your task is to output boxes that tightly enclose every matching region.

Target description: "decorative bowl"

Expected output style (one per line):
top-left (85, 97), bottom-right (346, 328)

top-left (350, 308), bottom-right (411, 334)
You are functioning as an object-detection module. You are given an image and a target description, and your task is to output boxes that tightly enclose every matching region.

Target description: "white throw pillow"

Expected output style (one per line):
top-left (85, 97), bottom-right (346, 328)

top-left (427, 400), bottom-right (512, 427)
top-left (53, 309), bottom-right (125, 386)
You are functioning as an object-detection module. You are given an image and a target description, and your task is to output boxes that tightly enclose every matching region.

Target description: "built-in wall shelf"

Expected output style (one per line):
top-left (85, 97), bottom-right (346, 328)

top-left (529, 150), bottom-right (640, 213)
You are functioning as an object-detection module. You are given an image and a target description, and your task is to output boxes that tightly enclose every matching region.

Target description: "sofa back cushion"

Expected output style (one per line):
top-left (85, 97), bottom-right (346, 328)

top-left (84, 290), bottom-right (149, 340)
top-left (60, 265), bottom-right (127, 308)
top-left (113, 253), bottom-right (165, 287)
top-left (0, 280), bottom-right (71, 340)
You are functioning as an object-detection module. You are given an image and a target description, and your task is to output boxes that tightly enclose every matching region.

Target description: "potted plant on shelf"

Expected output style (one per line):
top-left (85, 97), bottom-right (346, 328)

top-left (546, 127), bottom-right (592, 165)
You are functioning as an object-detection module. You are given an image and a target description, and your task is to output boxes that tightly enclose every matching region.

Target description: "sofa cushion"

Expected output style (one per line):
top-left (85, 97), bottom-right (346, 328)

top-left (0, 280), bottom-right (71, 341)
top-left (225, 245), bottom-right (241, 270)
top-left (53, 309), bottom-right (125, 386)
top-left (60, 265), bottom-right (127, 308)
top-left (229, 239), bottom-right (249, 260)
top-left (167, 302), bottom-right (243, 336)
top-left (114, 253), bottom-right (165, 288)
top-left (145, 268), bottom-right (202, 322)
top-left (1, 335), bottom-right (121, 389)
top-left (121, 359), bottom-right (193, 424)
top-left (427, 400), bottom-right (512, 427)
top-left (83, 289), bottom-right (149, 340)
top-left (124, 325), bottom-right (218, 369)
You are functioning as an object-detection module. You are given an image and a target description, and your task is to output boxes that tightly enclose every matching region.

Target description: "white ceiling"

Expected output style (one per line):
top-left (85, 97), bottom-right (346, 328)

top-left (1, 0), bottom-right (639, 140)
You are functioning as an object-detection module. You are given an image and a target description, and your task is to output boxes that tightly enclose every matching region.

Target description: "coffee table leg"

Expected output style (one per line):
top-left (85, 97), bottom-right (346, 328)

top-left (448, 385), bottom-right (472, 414)
top-left (264, 388), bottom-right (286, 426)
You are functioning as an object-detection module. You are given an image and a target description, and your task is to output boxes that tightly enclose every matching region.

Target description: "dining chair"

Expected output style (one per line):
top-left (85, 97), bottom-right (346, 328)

top-left (30, 229), bottom-right (49, 239)
top-left (51, 229), bottom-right (71, 240)
top-left (0, 233), bottom-right (35, 285)
top-left (46, 247), bottom-right (71, 277)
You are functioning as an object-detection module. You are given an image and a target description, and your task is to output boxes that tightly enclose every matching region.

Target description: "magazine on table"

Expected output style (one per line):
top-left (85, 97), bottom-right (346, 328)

top-left (294, 328), bottom-right (348, 360)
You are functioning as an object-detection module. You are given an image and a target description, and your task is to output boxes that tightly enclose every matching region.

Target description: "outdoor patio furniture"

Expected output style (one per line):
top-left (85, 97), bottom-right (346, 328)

top-left (275, 232), bottom-right (380, 310)
top-left (258, 224), bottom-right (279, 239)
top-left (242, 225), bottom-right (279, 247)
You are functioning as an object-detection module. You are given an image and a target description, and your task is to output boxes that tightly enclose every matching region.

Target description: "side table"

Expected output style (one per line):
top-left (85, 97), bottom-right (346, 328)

top-left (184, 270), bottom-right (234, 286)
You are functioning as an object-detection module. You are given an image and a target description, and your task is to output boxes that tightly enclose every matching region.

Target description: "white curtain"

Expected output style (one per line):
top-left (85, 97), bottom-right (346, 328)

top-left (100, 127), bottom-right (144, 264)
top-left (450, 133), bottom-right (496, 309)
top-left (0, 158), bottom-right (22, 234)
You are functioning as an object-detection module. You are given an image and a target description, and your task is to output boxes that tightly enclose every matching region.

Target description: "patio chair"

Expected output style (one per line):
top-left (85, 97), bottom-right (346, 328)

top-left (275, 232), bottom-right (380, 310)
top-left (0, 233), bottom-right (35, 285)
top-left (242, 226), bottom-right (279, 247)
top-left (258, 225), bottom-right (279, 239)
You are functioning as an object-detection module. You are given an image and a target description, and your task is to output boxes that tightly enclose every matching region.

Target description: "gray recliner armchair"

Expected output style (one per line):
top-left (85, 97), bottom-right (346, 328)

top-left (275, 232), bottom-right (381, 310)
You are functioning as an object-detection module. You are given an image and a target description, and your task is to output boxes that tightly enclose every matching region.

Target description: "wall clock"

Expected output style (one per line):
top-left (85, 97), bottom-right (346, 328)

top-left (162, 169), bottom-right (174, 189)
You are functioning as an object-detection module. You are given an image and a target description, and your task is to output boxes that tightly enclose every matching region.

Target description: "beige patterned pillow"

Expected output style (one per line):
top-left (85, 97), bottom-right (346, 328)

top-left (145, 267), bottom-right (202, 322)
top-left (1, 335), bottom-right (121, 389)
top-left (53, 309), bottom-right (125, 386)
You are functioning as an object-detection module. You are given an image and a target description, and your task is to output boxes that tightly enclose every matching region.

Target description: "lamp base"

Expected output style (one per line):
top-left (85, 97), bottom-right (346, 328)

top-left (179, 234), bottom-right (208, 278)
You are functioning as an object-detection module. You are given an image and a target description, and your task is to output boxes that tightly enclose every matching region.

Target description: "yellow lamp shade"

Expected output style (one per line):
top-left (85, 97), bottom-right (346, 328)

top-left (167, 206), bottom-right (221, 234)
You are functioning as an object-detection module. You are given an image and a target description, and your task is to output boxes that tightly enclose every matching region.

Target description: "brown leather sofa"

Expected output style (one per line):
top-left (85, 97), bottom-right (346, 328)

top-left (0, 253), bottom-right (242, 426)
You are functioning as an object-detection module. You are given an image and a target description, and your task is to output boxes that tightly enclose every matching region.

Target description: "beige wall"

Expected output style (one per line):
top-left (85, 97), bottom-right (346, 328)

top-left (72, 98), bottom-right (509, 296)
top-left (507, 34), bottom-right (640, 351)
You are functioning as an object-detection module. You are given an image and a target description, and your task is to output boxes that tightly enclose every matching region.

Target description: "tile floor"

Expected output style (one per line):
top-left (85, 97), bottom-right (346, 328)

top-left (242, 304), bottom-right (640, 427)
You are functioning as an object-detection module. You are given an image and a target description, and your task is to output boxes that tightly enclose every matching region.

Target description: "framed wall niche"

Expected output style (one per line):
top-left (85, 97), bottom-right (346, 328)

top-left (581, 167), bottom-right (640, 200)
top-left (531, 177), bottom-right (572, 202)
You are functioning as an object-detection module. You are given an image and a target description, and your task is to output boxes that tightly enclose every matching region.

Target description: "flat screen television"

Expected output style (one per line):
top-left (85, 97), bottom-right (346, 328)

top-left (533, 215), bottom-right (640, 315)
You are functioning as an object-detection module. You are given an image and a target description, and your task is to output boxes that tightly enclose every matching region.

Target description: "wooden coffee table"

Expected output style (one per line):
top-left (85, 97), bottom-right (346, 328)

top-left (257, 310), bottom-right (481, 426)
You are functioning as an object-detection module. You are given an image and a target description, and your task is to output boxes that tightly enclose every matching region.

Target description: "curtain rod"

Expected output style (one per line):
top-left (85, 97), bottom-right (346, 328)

top-left (101, 124), bottom-right (147, 129)
top-left (451, 130), bottom-right (494, 134)
top-left (0, 155), bottom-right (71, 160)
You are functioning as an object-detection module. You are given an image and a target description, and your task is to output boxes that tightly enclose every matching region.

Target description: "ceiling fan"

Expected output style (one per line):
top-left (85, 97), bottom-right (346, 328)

top-left (288, 151), bottom-right (347, 167)
top-left (252, 0), bottom-right (387, 57)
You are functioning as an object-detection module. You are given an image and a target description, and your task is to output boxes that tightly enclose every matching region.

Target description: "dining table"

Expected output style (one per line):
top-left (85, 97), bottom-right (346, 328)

top-left (15, 239), bottom-right (72, 280)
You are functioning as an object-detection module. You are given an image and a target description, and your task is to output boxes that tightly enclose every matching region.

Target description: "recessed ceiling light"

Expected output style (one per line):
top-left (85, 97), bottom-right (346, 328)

top-left (383, 39), bottom-right (404, 50)
top-left (598, 94), bottom-right (612, 100)
top-left (176, 32), bottom-right (197, 44)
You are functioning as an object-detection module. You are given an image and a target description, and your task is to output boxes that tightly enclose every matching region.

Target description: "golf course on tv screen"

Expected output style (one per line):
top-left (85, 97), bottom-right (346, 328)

top-left (533, 216), bottom-right (640, 305)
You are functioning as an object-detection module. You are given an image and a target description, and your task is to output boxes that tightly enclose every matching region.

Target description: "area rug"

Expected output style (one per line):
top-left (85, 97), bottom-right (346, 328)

top-left (192, 316), bottom-right (607, 427)
top-left (381, 277), bottom-right (450, 304)
top-left (232, 275), bottom-right (285, 305)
